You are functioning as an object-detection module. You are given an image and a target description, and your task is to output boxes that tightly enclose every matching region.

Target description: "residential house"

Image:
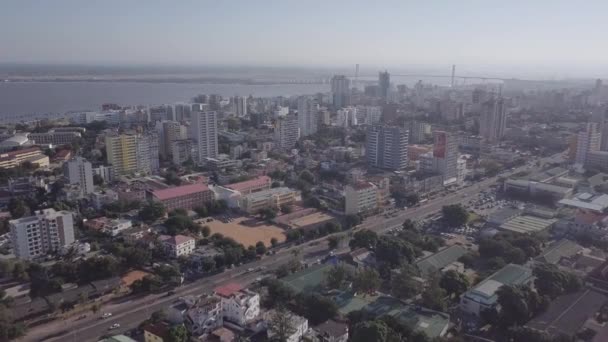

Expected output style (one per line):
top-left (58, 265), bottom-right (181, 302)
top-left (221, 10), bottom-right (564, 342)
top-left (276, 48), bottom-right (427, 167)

top-left (159, 235), bottom-right (196, 257)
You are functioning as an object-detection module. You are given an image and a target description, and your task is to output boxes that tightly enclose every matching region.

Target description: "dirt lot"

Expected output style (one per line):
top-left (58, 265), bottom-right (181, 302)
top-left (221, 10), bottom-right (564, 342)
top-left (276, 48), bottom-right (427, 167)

top-left (199, 216), bottom-right (286, 247)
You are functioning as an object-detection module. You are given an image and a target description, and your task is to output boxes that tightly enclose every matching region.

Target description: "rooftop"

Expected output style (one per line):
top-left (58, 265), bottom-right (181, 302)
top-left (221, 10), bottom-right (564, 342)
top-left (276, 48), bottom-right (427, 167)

top-left (536, 239), bottom-right (583, 264)
top-left (526, 289), bottom-right (608, 338)
top-left (559, 193), bottom-right (608, 212)
top-left (159, 234), bottom-right (194, 246)
top-left (415, 245), bottom-right (467, 277)
top-left (215, 283), bottom-right (243, 298)
top-left (314, 319), bottom-right (348, 338)
top-left (467, 264), bottom-right (532, 302)
top-left (151, 183), bottom-right (210, 201)
top-left (225, 175), bottom-right (270, 192)
top-left (499, 215), bottom-right (557, 234)
top-left (242, 186), bottom-right (295, 201)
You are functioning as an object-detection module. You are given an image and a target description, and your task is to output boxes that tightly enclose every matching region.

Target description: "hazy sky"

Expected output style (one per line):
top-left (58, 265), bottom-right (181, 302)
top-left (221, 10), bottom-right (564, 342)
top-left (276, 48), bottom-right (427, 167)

top-left (2, 0), bottom-right (608, 73)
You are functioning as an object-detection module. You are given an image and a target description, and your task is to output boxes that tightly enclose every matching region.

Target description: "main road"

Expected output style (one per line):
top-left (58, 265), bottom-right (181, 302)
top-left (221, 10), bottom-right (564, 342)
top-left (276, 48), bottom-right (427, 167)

top-left (20, 153), bottom-right (560, 341)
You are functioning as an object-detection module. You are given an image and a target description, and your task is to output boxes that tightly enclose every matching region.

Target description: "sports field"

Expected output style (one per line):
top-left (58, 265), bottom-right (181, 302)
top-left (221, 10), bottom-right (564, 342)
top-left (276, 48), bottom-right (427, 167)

top-left (201, 216), bottom-right (286, 248)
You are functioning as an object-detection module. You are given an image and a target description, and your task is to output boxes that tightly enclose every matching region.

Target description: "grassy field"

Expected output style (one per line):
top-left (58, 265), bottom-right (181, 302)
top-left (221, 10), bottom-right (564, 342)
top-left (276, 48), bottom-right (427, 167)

top-left (202, 216), bottom-right (286, 247)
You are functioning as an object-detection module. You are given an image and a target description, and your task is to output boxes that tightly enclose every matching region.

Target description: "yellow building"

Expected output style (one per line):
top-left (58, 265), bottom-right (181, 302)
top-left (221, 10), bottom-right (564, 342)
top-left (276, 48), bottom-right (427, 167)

top-left (105, 134), bottom-right (138, 175)
top-left (240, 187), bottom-right (298, 214)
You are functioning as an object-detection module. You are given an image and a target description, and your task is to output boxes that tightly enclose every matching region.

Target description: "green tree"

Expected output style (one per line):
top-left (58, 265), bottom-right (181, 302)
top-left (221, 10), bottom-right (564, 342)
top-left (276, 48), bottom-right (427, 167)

top-left (328, 235), bottom-right (340, 250)
top-left (263, 279), bottom-right (295, 307)
top-left (280, 204), bottom-right (293, 214)
top-left (164, 214), bottom-right (196, 235)
top-left (344, 214), bottom-right (362, 229)
top-left (375, 236), bottom-right (415, 267)
top-left (295, 293), bottom-right (338, 325)
top-left (440, 270), bottom-right (470, 298)
top-left (255, 241), bottom-right (267, 255)
top-left (93, 174), bottom-right (104, 186)
top-left (267, 306), bottom-right (296, 342)
top-left (353, 268), bottom-right (381, 295)
top-left (270, 237), bottom-right (278, 247)
top-left (349, 229), bottom-right (378, 250)
top-left (391, 265), bottom-right (423, 300)
top-left (139, 201), bottom-right (166, 223)
top-left (420, 274), bottom-right (447, 311)
top-left (533, 263), bottom-right (581, 298)
top-left (441, 204), bottom-right (468, 227)
top-left (167, 324), bottom-right (189, 342)
top-left (325, 264), bottom-right (353, 290)
top-left (8, 198), bottom-right (29, 219)
top-left (351, 320), bottom-right (390, 342)
top-left (299, 170), bottom-right (315, 184)
top-left (201, 225), bottom-right (211, 238)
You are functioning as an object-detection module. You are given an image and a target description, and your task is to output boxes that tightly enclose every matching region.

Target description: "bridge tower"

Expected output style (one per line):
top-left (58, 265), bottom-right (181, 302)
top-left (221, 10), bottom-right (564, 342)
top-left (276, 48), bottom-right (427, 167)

top-left (451, 64), bottom-right (456, 87)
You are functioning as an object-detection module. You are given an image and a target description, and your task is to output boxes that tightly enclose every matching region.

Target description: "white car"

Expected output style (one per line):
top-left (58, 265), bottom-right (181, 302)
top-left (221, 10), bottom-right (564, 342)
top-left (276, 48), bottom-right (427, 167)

top-left (109, 323), bottom-right (120, 330)
top-left (102, 312), bottom-right (112, 319)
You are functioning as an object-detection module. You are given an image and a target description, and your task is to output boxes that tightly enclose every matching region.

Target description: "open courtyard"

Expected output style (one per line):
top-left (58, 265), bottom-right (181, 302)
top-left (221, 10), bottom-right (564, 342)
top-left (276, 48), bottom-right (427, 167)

top-left (199, 216), bottom-right (286, 248)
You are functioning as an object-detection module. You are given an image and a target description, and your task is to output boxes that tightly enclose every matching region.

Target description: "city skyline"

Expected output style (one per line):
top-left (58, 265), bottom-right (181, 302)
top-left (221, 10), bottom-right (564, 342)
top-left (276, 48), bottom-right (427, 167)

top-left (3, 1), bottom-right (608, 78)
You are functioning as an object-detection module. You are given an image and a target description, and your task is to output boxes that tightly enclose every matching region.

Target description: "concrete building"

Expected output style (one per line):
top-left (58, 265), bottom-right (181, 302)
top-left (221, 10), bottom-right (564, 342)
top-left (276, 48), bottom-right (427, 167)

top-left (331, 75), bottom-right (350, 109)
top-left (576, 123), bottom-right (602, 166)
top-left (366, 125), bottom-right (409, 171)
top-left (265, 309), bottom-right (309, 342)
top-left (190, 111), bottom-right (218, 164)
top-left (274, 113), bottom-right (299, 150)
top-left (337, 107), bottom-right (357, 128)
top-left (298, 97), bottom-right (318, 137)
top-left (215, 283), bottom-right (260, 326)
top-left (159, 234), bottom-right (196, 257)
top-left (480, 97), bottom-right (507, 143)
top-left (356, 106), bottom-right (382, 125)
top-left (63, 157), bottom-right (94, 196)
top-left (0, 147), bottom-right (48, 169)
top-left (460, 264), bottom-right (533, 316)
top-left (586, 150), bottom-right (608, 171)
top-left (156, 121), bottom-right (184, 158)
top-left (378, 71), bottom-right (390, 100)
top-left (93, 165), bottom-right (114, 184)
top-left (10, 209), bottom-right (74, 260)
top-left (28, 131), bottom-right (81, 146)
top-left (185, 296), bottom-right (223, 336)
top-left (232, 96), bottom-right (248, 117)
top-left (225, 176), bottom-right (271, 195)
top-left (432, 131), bottom-right (459, 185)
top-left (150, 183), bottom-right (215, 212)
top-left (409, 121), bottom-right (430, 144)
top-left (344, 182), bottom-right (378, 215)
top-left (105, 134), bottom-right (137, 175)
top-left (171, 139), bottom-right (195, 166)
top-left (240, 187), bottom-right (298, 214)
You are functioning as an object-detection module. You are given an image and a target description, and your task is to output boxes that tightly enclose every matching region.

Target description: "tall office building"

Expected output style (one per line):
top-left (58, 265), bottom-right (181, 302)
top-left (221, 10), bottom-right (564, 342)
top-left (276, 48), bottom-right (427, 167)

top-left (432, 131), bottom-right (459, 184)
top-left (480, 97), bottom-right (507, 143)
top-left (63, 157), bottom-right (94, 195)
top-left (274, 113), bottom-right (299, 150)
top-left (330, 75), bottom-right (351, 109)
top-left (106, 133), bottom-right (159, 175)
top-left (378, 71), bottom-right (390, 100)
top-left (10, 209), bottom-right (74, 260)
top-left (409, 121), bottom-right (430, 144)
top-left (366, 125), bottom-right (409, 170)
top-left (190, 111), bottom-right (218, 163)
top-left (233, 96), bottom-right (248, 117)
top-left (592, 106), bottom-right (608, 151)
top-left (575, 122), bottom-right (601, 165)
top-left (156, 121), bottom-right (184, 158)
top-left (297, 97), bottom-right (318, 137)
top-left (173, 103), bottom-right (192, 122)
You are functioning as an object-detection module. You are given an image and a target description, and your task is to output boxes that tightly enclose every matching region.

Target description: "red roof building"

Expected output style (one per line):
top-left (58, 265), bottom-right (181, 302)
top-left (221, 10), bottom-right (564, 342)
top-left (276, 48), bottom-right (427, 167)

top-left (150, 183), bottom-right (214, 212)
top-left (215, 283), bottom-right (243, 298)
top-left (225, 176), bottom-right (271, 195)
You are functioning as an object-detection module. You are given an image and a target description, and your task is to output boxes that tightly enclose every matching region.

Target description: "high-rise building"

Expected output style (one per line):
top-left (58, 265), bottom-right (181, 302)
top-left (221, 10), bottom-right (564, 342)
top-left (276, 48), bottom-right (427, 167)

top-left (63, 157), bottom-right (94, 195)
top-left (173, 103), bottom-right (192, 122)
top-left (156, 121), bottom-right (184, 158)
top-left (409, 121), bottom-right (430, 144)
top-left (432, 131), bottom-right (459, 184)
top-left (575, 123), bottom-right (601, 165)
top-left (297, 97), bottom-right (318, 137)
top-left (274, 113), bottom-right (299, 150)
top-left (480, 97), bottom-right (507, 143)
top-left (190, 111), bottom-right (218, 163)
top-left (592, 106), bottom-right (608, 151)
top-left (106, 133), bottom-right (159, 175)
top-left (366, 125), bottom-right (409, 170)
top-left (378, 71), bottom-right (390, 100)
top-left (171, 139), bottom-right (195, 165)
top-left (337, 107), bottom-right (357, 128)
top-left (10, 209), bottom-right (74, 260)
top-left (330, 75), bottom-right (351, 109)
top-left (233, 96), bottom-right (248, 117)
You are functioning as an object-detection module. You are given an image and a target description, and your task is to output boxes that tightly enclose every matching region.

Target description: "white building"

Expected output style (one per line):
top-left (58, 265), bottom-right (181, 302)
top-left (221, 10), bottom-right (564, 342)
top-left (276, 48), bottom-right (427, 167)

top-left (336, 107), bottom-right (357, 128)
top-left (344, 182), bottom-right (378, 215)
top-left (366, 125), bottom-right (409, 171)
top-left (298, 97), bottom-right (318, 137)
top-left (480, 97), bottom-right (508, 144)
top-left (159, 234), bottom-right (196, 257)
top-left (185, 296), bottom-right (223, 336)
top-left (265, 309), bottom-right (309, 342)
top-left (63, 157), bottom-right (94, 196)
top-left (91, 189), bottom-right (119, 210)
top-left (190, 111), bottom-right (219, 164)
top-left (275, 113), bottom-right (299, 150)
top-left (215, 284), bottom-right (260, 326)
top-left (356, 106), bottom-right (382, 125)
top-left (9, 209), bottom-right (75, 260)
top-left (575, 122), bottom-right (601, 166)
top-left (233, 96), bottom-right (248, 117)
top-left (93, 165), bottom-right (114, 184)
top-left (331, 75), bottom-right (350, 109)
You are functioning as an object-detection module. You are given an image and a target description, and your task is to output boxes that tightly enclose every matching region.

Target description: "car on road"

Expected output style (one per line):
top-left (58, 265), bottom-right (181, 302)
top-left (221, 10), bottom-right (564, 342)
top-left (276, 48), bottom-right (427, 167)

top-left (102, 312), bottom-right (112, 319)
top-left (109, 323), bottom-right (120, 330)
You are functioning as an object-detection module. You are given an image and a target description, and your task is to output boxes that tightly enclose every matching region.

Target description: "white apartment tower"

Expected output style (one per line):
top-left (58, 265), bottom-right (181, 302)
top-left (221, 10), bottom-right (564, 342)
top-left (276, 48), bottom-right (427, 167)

top-left (233, 96), bottom-right (248, 117)
top-left (575, 122), bottom-right (601, 165)
top-left (10, 209), bottom-right (75, 260)
top-left (190, 111), bottom-right (219, 163)
top-left (297, 97), bottom-right (318, 137)
top-left (274, 113), bottom-right (299, 150)
top-left (480, 98), bottom-right (507, 143)
top-left (63, 157), bottom-right (94, 195)
top-left (366, 125), bottom-right (409, 171)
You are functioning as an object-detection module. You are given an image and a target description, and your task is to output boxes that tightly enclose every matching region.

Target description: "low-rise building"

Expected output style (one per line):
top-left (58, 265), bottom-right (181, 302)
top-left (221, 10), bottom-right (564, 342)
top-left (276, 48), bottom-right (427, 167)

top-left (185, 296), bottom-right (223, 337)
top-left (265, 309), bottom-right (309, 342)
top-left (159, 234), bottom-right (196, 257)
top-left (310, 319), bottom-right (349, 342)
top-left (239, 187), bottom-right (298, 214)
top-left (559, 193), bottom-right (608, 213)
top-left (460, 264), bottom-right (533, 316)
top-left (224, 176), bottom-right (271, 195)
top-left (150, 183), bottom-right (215, 212)
top-left (84, 217), bottom-right (133, 237)
top-left (0, 147), bottom-right (48, 169)
top-left (215, 283), bottom-right (260, 326)
top-left (143, 321), bottom-right (171, 342)
top-left (344, 182), bottom-right (378, 215)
